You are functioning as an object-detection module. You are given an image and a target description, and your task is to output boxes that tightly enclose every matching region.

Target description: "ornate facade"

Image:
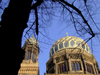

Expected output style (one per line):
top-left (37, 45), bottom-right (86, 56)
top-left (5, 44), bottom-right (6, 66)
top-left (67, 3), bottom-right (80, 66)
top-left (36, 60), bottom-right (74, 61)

top-left (18, 34), bottom-right (100, 75)
top-left (45, 35), bottom-right (100, 75)
top-left (18, 36), bottom-right (39, 75)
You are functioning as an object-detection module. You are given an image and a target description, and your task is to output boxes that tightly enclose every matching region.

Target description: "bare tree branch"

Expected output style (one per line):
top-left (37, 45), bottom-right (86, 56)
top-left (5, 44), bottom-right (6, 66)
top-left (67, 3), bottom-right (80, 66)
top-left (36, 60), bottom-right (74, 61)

top-left (58, 0), bottom-right (95, 37)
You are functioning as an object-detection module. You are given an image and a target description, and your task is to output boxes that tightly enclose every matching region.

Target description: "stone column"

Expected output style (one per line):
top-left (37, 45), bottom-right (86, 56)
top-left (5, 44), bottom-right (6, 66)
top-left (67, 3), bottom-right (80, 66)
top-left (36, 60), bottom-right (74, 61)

top-left (68, 59), bottom-right (71, 72)
top-left (24, 45), bottom-right (28, 60)
top-left (30, 50), bottom-right (34, 63)
top-left (94, 64), bottom-right (98, 74)
top-left (55, 63), bottom-right (58, 74)
top-left (92, 63), bottom-right (96, 74)
top-left (53, 57), bottom-right (58, 74)
top-left (24, 50), bottom-right (27, 60)
top-left (66, 54), bottom-right (69, 73)
top-left (66, 61), bottom-right (68, 73)
top-left (31, 50), bottom-right (33, 60)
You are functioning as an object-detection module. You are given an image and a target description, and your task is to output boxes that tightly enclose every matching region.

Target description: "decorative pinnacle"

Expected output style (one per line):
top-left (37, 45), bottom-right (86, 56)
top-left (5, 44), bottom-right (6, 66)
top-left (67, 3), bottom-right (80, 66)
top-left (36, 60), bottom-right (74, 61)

top-left (32, 35), bottom-right (34, 38)
top-left (66, 32), bottom-right (68, 36)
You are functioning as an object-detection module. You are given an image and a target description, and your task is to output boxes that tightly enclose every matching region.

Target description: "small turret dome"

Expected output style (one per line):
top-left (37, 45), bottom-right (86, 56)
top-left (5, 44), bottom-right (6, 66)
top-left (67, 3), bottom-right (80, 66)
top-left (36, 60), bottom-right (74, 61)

top-left (25, 35), bottom-right (39, 46)
top-left (49, 33), bottom-right (91, 58)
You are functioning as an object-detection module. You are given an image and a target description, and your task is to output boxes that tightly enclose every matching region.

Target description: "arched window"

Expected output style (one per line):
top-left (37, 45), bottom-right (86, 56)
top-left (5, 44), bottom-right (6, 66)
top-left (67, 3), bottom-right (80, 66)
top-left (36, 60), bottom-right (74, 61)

top-left (60, 65), bottom-right (62, 73)
top-left (86, 64), bottom-right (93, 74)
top-left (72, 63), bottom-right (75, 71)
top-left (58, 63), bottom-right (66, 73)
top-left (78, 63), bottom-right (81, 70)
top-left (32, 53), bottom-right (35, 62)
top-left (62, 65), bottom-right (63, 72)
top-left (64, 64), bottom-right (66, 72)
top-left (64, 41), bottom-right (69, 47)
top-left (52, 48), bottom-right (54, 55)
top-left (55, 45), bottom-right (58, 52)
top-left (26, 51), bottom-right (31, 60)
top-left (59, 43), bottom-right (63, 49)
top-left (70, 41), bottom-right (75, 46)
top-left (72, 61), bottom-right (81, 71)
top-left (75, 63), bottom-right (78, 70)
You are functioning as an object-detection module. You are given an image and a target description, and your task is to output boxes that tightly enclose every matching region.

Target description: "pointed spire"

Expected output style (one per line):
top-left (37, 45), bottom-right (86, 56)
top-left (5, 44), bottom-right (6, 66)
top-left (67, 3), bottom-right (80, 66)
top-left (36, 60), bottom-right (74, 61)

top-left (32, 35), bottom-right (34, 38)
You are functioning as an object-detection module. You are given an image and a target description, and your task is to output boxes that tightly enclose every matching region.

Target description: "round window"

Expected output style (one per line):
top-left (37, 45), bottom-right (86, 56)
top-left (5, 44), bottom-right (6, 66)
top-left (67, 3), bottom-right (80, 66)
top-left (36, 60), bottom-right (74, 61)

top-left (70, 41), bottom-right (75, 46)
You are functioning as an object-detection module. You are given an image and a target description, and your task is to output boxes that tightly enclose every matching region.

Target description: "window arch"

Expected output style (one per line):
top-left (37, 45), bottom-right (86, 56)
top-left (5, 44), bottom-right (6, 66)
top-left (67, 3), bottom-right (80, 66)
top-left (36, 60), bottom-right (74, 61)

top-left (32, 52), bottom-right (35, 62)
top-left (86, 64), bottom-right (94, 74)
top-left (58, 63), bottom-right (66, 73)
top-left (26, 51), bottom-right (31, 60)
top-left (59, 43), bottom-right (63, 49)
top-left (52, 48), bottom-right (54, 55)
top-left (55, 45), bottom-right (58, 52)
top-left (72, 63), bottom-right (75, 71)
top-left (75, 63), bottom-right (78, 70)
top-left (64, 41), bottom-right (69, 47)
top-left (77, 63), bottom-right (81, 70)
top-left (72, 61), bottom-right (81, 71)
top-left (70, 40), bottom-right (75, 46)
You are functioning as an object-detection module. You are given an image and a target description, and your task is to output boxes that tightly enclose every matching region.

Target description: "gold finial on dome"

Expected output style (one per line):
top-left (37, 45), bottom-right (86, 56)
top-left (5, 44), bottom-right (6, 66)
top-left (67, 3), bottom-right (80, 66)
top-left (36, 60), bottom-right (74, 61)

top-left (32, 35), bottom-right (34, 38)
top-left (66, 32), bottom-right (68, 36)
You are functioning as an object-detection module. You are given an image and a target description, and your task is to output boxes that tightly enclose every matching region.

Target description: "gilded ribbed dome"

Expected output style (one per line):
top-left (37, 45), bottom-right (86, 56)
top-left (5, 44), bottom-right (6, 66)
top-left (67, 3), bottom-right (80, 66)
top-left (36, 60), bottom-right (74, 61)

top-left (49, 34), bottom-right (91, 58)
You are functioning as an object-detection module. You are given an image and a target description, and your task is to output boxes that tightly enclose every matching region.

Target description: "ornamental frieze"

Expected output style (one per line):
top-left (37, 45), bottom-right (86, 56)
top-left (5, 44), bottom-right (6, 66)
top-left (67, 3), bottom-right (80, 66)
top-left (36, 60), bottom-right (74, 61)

top-left (69, 54), bottom-right (81, 59)
top-left (56, 55), bottom-right (66, 63)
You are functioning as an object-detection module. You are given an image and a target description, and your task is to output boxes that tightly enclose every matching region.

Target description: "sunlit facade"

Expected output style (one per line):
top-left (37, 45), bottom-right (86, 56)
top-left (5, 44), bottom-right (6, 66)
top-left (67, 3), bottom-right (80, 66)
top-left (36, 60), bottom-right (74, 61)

top-left (17, 34), bottom-right (100, 75)
top-left (18, 36), bottom-right (39, 75)
top-left (45, 34), bottom-right (100, 75)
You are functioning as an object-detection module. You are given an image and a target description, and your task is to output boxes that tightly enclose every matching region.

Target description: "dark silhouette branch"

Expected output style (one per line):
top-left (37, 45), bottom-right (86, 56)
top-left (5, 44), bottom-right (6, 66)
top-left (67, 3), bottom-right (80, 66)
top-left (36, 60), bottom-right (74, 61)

top-left (58, 0), bottom-right (95, 37)
top-left (24, 20), bottom-right (36, 38)
top-left (85, 2), bottom-right (100, 31)
top-left (31, 0), bottom-right (43, 9)
top-left (35, 7), bottom-right (39, 35)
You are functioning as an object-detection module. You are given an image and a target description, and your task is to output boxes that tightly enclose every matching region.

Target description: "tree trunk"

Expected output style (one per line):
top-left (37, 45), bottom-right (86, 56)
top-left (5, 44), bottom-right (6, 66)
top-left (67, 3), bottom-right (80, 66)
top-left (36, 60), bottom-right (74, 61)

top-left (1, 0), bottom-right (32, 75)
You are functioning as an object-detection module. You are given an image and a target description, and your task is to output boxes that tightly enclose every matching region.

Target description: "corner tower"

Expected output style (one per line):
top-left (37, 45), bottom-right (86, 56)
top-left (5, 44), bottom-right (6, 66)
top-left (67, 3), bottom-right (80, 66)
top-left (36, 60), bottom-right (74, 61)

top-left (18, 36), bottom-right (39, 75)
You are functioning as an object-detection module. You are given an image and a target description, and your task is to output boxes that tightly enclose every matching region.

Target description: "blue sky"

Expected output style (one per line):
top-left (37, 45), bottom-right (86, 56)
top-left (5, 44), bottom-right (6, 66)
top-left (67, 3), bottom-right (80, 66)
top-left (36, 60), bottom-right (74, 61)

top-left (0, 0), bottom-right (100, 75)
